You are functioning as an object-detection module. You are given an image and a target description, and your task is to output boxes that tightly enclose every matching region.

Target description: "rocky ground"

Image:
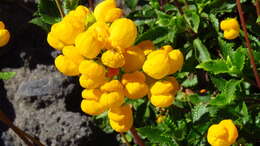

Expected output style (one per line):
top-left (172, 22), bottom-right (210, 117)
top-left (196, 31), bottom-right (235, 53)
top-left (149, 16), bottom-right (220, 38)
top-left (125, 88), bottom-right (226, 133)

top-left (0, 0), bottom-right (119, 145)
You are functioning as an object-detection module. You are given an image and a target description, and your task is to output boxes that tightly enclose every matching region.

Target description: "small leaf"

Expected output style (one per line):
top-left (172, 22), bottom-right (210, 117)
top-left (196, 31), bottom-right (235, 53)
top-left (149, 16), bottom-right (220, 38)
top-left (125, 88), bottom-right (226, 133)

top-left (193, 38), bottom-right (211, 62)
top-left (182, 74), bottom-right (198, 87)
top-left (184, 10), bottom-right (200, 33)
top-left (196, 60), bottom-right (229, 74)
top-left (209, 14), bottom-right (219, 32)
top-left (192, 104), bottom-right (208, 123)
top-left (63, 0), bottom-right (79, 14)
top-left (39, 0), bottom-right (61, 24)
top-left (218, 38), bottom-right (234, 59)
top-left (211, 77), bottom-right (227, 91)
top-left (125, 0), bottom-right (139, 10)
top-left (136, 26), bottom-right (168, 44)
top-left (0, 72), bottom-right (16, 80)
top-left (30, 17), bottom-right (50, 31)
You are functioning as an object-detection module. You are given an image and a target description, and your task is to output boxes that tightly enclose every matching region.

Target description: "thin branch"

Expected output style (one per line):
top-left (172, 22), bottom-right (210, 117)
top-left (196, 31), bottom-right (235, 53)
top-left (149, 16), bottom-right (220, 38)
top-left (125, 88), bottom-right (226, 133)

top-left (0, 110), bottom-right (44, 146)
top-left (88, 0), bottom-right (94, 10)
top-left (255, 0), bottom-right (260, 16)
top-left (55, 0), bottom-right (65, 18)
top-left (236, 0), bottom-right (260, 89)
top-left (130, 127), bottom-right (145, 146)
top-left (120, 133), bottom-right (132, 146)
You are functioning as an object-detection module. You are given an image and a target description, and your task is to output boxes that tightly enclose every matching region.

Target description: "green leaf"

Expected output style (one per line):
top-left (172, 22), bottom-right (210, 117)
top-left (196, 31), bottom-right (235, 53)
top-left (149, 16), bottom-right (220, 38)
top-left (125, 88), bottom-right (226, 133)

top-left (192, 104), bottom-right (208, 123)
top-left (240, 102), bottom-right (249, 124)
top-left (0, 72), bottom-right (16, 80)
top-left (30, 17), bottom-right (50, 31)
top-left (125, 0), bottom-right (139, 10)
top-left (182, 74), bottom-right (198, 87)
top-left (196, 60), bottom-right (229, 74)
top-left (184, 10), bottom-right (200, 33)
top-left (62, 0), bottom-right (79, 14)
top-left (218, 38), bottom-right (234, 59)
top-left (209, 14), bottom-right (219, 32)
top-left (227, 47), bottom-right (246, 74)
top-left (257, 16), bottom-right (260, 23)
top-left (193, 38), bottom-right (211, 62)
top-left (39, 0), bottom-right (61, 24)
top-left (137, 126), bottom-right (174, 144)
top-left (211, 77), bottom-right (227, 91)
top-left (210, 79), bottom-right (241, 106)
top-left (136, 26), bottom-right (168, 44)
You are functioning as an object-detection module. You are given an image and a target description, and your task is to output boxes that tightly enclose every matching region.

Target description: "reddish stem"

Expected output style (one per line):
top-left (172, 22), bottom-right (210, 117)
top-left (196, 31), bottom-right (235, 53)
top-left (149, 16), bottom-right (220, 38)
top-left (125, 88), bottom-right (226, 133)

top-left (130, 127), bottom-right (145, 146)
top-left (88, 0), bottom-right (94, 10)
top-left (236, 0), bottom-right (260, 89)
top-left (256, 0), bottom-right (260, 16)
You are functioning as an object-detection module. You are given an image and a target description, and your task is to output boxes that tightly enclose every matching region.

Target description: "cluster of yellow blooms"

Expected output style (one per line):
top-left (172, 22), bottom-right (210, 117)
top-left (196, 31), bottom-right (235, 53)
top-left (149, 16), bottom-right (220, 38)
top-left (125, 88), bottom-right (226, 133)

top-left (220, 18), bottom-right (240, 40)
top-left (47, 0), bottom-right (184, 133)
top-left (0, 21), bottom-right (10, 47)
top-left (207, 119), bottom-right (238, 146)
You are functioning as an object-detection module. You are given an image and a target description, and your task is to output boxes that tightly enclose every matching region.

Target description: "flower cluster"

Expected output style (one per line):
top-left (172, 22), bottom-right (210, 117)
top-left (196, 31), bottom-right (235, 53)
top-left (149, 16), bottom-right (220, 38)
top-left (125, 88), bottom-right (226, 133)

top-left (47, 0), bottom-right (184, 133)
top-left (220, 18), bottom-right (240, 40)
top-left (0, 21), bottom-right (10, 47)
top-left (207, 119), bottom-right (238, 146)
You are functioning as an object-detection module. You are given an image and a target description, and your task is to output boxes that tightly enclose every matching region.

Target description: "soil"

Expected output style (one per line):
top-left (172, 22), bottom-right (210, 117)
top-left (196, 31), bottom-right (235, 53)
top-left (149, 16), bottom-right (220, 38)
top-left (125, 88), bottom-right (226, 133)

top-left (0, 1), bottom-right (119, 145)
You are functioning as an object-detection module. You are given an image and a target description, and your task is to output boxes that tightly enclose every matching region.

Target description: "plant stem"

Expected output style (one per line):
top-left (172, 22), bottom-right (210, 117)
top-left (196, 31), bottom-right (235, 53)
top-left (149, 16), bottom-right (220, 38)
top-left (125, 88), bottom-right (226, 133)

top-left (88, 0), bottom-right (94, 10)
top-left (130, 127), bottom-right (145, 146)
top-left (0, 109), bottom-right (44, 146)
top-left (120, 133), bottom-right (132, 146)
top-left (55, 0), bottom-right (65, 18)
top-left (255, 0), bottom-right (260, 16)
top-left (236, 0), bottom-right (260, 89)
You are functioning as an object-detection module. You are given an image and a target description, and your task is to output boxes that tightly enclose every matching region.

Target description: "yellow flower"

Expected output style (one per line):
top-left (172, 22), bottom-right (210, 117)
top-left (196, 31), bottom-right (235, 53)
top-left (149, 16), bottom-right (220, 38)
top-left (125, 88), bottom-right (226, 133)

top-left (0, 21), bottom-right (10, 47)
top-left (220, 18), bottom-right (240, 40)
top-left (100, 80), bottom-right (124, 92)
top-left (137, 40), bottom-right (155, 56)
top-left (151, 94), bottom-right (174, 108)
top-left (76, 22), bottom-right (109, 59)
top-left (79, 60), bottom-right (106, 79)
top-left (150, 77), bottom-right (179, 108)
top-left (63, 5), bottom-right (89, 30)
top-left (81, 99), bottom-right (106, 115)
top-left (55, 55), bottom-right (80, 76)
top-left (150, 77), bottom-right (179, 95)
top-left (108, 104), bottom-right (133, 132)
top-left (142, 49), bottom-right (172, 79)
top-left (207, 119), bottom-right (238, 146)
top-left (143, 45), bottom-right (184, 79)
top-left (62, 46), bottom-right (84, 65)
top-left (109, 118), bottom-right (133, 132)
top-left (109, 18), bottom-right (137, 51)
top-left (108, 104), bottom-right (132, 122)
top-left (223, 29), bottom-right (240, 40)
top-left (94, 0), bottom-right (123, 22)
top-left (123, 46), bottom-right (145, 72)
top-left (156, 115), bottom-right (166, 123)
top-left (79, 74), bottom-right (106, 89)
top-left (168, 49), bottom-right (184, 74)
top-left (101, 50), bottom-right (125, 68)
top-left (121, 72), bottom-right (148, 99)
top-left (82, 88), bottom-right (102, 100)
top-left (99, 80), bottom-right (125, 108)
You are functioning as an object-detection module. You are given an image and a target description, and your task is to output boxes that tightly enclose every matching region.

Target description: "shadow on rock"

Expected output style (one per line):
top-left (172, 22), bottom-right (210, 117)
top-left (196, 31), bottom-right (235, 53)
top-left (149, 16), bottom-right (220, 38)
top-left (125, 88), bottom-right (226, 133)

top-left (0, 80), bottom-right (15, 146)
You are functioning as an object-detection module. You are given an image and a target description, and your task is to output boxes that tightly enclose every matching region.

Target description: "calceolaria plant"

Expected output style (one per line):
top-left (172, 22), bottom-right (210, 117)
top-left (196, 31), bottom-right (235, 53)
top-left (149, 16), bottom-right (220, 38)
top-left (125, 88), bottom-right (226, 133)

top-left (32, 0), bottom-right (260, 145)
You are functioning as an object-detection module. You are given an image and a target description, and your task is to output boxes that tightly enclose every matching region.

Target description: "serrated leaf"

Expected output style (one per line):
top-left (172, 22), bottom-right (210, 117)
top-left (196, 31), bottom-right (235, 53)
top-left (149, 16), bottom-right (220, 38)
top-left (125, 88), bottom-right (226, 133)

top-left (193, 38), bottom-right (211, 62)
top-left (218, 38), bottom-right (234, 59)
top-left (192, 104), bottom-right (208, 123)
top-left (184, 10), bottom-right (200, 33)
top-left (0, 72), bottom-right (16, 80)
top-left (210, 79), bottom-right (241, 106)
top-left (228, 47), bottom-right (246, 74)
top-left (211, 77), bottom-right (227, 91)
top-left (137, 126), bottom-right (173, 144)
top-left (196, 60), bottom-right (229, 74)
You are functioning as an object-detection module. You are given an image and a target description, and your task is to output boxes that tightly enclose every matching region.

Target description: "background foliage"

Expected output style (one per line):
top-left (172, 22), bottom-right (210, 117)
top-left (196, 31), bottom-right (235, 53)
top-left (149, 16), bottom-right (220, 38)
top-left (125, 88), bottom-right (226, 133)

top-left (31, 0), bottom-right (260, 145)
